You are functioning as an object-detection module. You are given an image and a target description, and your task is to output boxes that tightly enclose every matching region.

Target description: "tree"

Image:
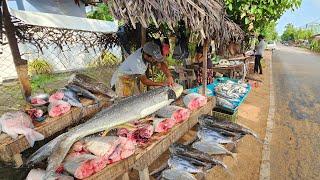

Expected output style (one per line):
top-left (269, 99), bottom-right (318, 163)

top-left (281, 23), bottom-right (296, 41)
top-left (87, 3), bottom-right (113, 21)
top-left (259, 21), bottom-right (278, 41)
top-left (281, 24), bottom-right (314, 41)
top-left (224, 0), bottom-right (302, 33)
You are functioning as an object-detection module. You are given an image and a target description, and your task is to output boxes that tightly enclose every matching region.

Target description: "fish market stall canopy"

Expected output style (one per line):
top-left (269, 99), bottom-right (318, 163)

top-left (107, 0), bottom-right (240, 41)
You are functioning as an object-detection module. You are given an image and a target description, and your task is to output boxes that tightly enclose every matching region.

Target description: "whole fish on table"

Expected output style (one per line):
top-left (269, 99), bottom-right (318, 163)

top-left (68, 73), bottom-right (117, 99)
top-left (59, 88), bottom-right (83, 107)
top-left (197, 127), bottom-right (235, 145)
top-left (65, 84), bottom-right (99, 104)
top-left (161, 168), bottom-right (196, 180)
top-left (170, 143), bottom-right (227, 169)
top-left (192, 141), bottom-right (236, 158)
top-left (27, 86), bottom-right (180, 179)
top-left (199, 115), bottom-right (258, 139)
top-left (168, 155), bottom-right (202, 173)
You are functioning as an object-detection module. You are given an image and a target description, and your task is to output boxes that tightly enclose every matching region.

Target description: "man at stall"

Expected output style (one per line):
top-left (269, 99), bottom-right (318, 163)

top-left (254, 35), bottom-right (266, 74)
top-left (110, 42), bottom-right (174, 97)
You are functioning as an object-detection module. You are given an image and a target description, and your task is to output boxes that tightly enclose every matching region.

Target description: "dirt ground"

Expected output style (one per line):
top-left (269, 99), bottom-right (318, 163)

top-left (128, 52), bottom-right (272, 180)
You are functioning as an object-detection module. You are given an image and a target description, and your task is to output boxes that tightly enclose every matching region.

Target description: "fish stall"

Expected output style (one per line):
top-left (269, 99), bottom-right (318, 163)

top-left (150, 115), bottom-right (259, 180)
top-left (0, 74), bottom-right (115, 166)
top-left (22, 84), bottom-right (216, 180)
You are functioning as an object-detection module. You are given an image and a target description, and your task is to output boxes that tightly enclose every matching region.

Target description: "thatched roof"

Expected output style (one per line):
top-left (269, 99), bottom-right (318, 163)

top-left (106, 0), bottom-right (226, 41)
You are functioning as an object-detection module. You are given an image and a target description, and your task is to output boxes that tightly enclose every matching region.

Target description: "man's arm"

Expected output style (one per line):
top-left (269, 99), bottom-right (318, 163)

top-left (159, 62), bottom-right (174, 86)
top-left (139, 75), bottom-right (165, 87)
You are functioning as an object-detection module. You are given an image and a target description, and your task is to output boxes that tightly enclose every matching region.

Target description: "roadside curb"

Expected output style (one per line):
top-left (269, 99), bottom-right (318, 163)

top-left (259, 52), bottom-right (275, 180)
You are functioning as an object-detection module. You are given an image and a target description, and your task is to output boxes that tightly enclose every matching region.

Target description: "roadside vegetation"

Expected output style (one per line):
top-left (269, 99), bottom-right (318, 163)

top-left (281, 23), bottom-right (319, 52)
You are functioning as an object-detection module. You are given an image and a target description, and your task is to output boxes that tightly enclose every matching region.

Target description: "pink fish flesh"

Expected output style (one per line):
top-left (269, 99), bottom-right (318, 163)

top-left (48, 100), bottom-right (71, 117)
top-left (183, 93), bottom-right (207, 110)
top-left (153, 118), bottom-right (176, 133)
top-left (49, 92), bottom-right (64, 103)
top-left (0, 111), bottom-right (44, 147)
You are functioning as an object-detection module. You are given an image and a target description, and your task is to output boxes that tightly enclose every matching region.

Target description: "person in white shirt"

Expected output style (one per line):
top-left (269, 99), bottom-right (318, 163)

top-left (254, 35), bottom-right (266, 74)
top-left (111, 42), bottom-right (174, 97)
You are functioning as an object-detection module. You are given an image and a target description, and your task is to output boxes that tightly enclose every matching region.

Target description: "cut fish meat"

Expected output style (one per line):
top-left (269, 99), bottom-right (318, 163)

top-left (0, 111), bottom-right (44, 147)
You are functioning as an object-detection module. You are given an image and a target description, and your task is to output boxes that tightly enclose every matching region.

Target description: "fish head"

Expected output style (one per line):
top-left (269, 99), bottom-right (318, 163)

top-left (168, 89), bottom-right (177, 100)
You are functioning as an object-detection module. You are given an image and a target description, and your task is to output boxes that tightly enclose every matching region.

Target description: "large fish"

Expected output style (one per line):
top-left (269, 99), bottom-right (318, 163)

top-left (199, 115), bottom-right (259, 139)
top-left (27, 86), bottom-right (178, 178)
top-left (168, 155), bottom-right (202, 173)
top-left (169, 143), bottom-right (227, 169)
top-left (68, 73), bottom-right (117, 99)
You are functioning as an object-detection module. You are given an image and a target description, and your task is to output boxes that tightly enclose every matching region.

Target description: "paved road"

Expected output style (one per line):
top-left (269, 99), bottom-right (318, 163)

top-left (270, 46), bottom-right (320, 179)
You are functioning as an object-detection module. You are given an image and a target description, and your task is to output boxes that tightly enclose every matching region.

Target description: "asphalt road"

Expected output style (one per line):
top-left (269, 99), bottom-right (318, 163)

top-left (270, 46), bottom-right (320, 179)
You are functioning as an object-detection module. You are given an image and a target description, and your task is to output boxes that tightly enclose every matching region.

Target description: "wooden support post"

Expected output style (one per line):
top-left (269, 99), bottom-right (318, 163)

top-left (141, 27), bottom-right (147, 46)
top-left (138, 168), bottom-right (150, 180)
top-left (202, 39), bottom-right (209, 95)
top-left (2, 0), bottom-right (31, 98)
top-left (13, 153), bottom-right (23, 167)
top-left (119, 172), bottom-right (130, 180)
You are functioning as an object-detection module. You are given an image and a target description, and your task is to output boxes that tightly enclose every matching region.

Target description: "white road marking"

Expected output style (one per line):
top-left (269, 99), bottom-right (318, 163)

top-left (259, 52), bottom-right (275, 180)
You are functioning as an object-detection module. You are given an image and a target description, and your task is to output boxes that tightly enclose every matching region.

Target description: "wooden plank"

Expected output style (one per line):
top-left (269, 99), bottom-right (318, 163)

top-left (3, 0), bottom-right (31, 98)
top-left (0, 95), bottom-right (110, 163)
top-left (139, 168), bottom-right (150, 180)
top-left (86, 98), bottom-right (214, 180)
top-left (202, 39), bottom-right (209, 95)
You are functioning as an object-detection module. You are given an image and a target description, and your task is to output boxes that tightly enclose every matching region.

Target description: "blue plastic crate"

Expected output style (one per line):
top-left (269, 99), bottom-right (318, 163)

top-left (186, 77), bottom-right (251, 112)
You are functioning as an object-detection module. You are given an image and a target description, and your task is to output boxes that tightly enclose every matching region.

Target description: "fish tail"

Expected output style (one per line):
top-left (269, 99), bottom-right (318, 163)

top-left (26, 133), bottom-right (66, 165)
top-left (24, 129), bottom-right (45, 147)
top-left (231, 153), bottom-right (238, 161)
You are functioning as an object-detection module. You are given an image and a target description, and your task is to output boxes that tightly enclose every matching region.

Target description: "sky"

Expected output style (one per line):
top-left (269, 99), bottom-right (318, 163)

top-left (277, 0), bottom-right (320, 35)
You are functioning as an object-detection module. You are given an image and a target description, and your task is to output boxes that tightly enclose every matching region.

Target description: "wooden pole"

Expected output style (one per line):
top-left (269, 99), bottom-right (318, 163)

top-left (202, 39), bottom-right (209, 95)
top-left (141, 27), bottom-right (147, 46)
top-left (2, 0), bottom-right (31, 98)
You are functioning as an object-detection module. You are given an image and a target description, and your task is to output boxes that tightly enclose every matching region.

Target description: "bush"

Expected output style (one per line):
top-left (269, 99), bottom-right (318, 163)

top-left (87, 51), bottom-right (121, 68)
top-left (310, 39), bottom-right (320, 53)
top-left (28, 59), bottom-right (53, 75)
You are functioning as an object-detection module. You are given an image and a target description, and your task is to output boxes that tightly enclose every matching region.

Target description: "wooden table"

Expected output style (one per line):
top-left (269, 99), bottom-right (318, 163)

top-left (211, 64), bottom-right (244, 79)
top-left (0, 95), bottom-right (111, 166)
top-left (86, 97), bottom-right (215, 180)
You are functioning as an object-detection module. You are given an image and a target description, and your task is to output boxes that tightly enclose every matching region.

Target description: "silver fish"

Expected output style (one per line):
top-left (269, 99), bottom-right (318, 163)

top-left (168, 155), bottom-right (202, 174)
top-left (66, 84), bottom-right (99, 104)
top-left (192, 141), bottom-right (236, 158)
top-left (161, 169), bottom-right (196, 180)
top-left (199, 115), bottom-right (259, 139)
top-left (197, 127), bottom-right (234, 144)
top-left (28, 86), bottom-right (179, 178)
top-left (68, 73), bottom-right (117, 99)
top-left (60, 88), bottom-right (83, 107)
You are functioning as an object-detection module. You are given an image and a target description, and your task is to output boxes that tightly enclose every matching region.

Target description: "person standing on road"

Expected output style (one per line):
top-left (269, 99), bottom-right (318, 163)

top-left (254, 35), bottom-right (266, 74)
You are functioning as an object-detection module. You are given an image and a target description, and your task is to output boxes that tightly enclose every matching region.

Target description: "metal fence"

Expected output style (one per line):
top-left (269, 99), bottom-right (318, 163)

top-left (0, 34), bottom-right (121, 114)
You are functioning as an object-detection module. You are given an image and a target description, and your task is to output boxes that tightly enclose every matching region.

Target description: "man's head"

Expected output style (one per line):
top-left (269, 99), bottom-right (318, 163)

top-left (258, 35), bottom-right (265, 41)
top-left (142, 42), bottom-right (164, 64)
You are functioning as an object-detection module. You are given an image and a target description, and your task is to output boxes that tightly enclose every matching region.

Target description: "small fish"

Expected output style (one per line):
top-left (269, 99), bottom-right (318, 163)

top-left (59, 88), bottom-right (83, 107)
top-left (216, 97), bottom-right (235, 109)
top-left (192, 141), bottom-right (236, 158)
top-left (68, 73), bottom-right (117, 99)
top-left (197, 127), bottom-right (234, 144)
top-left (169, 143), bottom-right (227, 169)
top-left (168, 155), bottom-right (202, 173)
top-left (66, 84), bottom-right (99, 104)
top-left (161, 169), bottom-right (196, 180)
top-left (199, 115), bottom-right (259, 139)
